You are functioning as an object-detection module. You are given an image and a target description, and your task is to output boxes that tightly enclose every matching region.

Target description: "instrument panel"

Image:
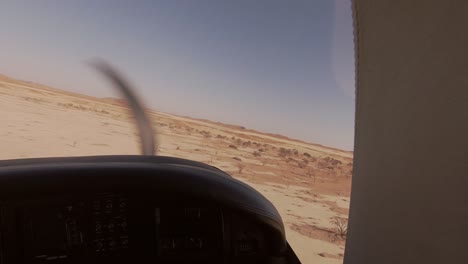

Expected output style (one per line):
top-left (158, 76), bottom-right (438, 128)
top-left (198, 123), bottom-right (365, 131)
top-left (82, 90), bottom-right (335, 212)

top-left (0, 192), bottom-right (268, 264)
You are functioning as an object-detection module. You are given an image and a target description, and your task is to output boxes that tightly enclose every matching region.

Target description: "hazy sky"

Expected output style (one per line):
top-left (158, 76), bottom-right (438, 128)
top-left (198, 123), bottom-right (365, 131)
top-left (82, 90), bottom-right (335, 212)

top-left (0, 0), bottom-right (355, 150)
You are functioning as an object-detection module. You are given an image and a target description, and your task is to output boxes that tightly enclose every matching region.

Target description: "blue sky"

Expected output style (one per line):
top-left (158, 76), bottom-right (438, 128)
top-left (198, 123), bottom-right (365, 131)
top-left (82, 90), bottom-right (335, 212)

top-left (0, 0), bottom-right (355, 150)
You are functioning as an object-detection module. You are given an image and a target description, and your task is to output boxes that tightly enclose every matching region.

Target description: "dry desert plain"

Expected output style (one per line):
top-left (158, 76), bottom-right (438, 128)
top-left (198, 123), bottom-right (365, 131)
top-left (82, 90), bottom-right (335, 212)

top-left (0, 74), bottom-right (353, 264)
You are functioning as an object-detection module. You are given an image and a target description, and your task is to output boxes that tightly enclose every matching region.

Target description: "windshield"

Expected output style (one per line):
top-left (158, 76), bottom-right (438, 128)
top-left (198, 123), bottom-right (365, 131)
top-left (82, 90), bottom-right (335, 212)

top-left (0, 1), bottom-right (354, 263)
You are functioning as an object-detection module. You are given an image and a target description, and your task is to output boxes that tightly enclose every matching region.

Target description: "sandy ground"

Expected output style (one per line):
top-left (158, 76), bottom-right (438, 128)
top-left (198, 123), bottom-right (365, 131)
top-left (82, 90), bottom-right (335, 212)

top-left (0, 76), bottom-right (353, 263)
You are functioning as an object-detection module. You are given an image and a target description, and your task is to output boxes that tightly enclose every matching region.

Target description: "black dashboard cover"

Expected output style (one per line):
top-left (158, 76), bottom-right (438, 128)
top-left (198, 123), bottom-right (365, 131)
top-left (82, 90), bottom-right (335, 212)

top-left (0, 155), bottom-right (288, 255)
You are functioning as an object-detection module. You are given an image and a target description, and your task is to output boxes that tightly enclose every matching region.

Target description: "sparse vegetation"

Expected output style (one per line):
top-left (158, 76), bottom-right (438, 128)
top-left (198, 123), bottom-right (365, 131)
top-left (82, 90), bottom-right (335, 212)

top-left (233, 157), bottom-right (242, 161)
top-left (330, 217), bottom-right (348, 239)
top-left (200, 130), bottom-right (211, 138)
top-left (303, 152), bottom-right (311, 158)
top-left (279, 147), bottom-right (292, 157)
top-left (228, 144), bottom-right (237, 149)
top-left (57, 102), bottom-right (111, 115)
top-left (324, 157), bottom-right (342, 166)
top-left (253, 151), bottom-right (261, 157)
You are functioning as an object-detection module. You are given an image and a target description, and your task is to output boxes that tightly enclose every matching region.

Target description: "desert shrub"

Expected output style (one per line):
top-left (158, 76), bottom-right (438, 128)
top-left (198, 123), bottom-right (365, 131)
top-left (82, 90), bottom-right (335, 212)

top-left (324, 157), bottom-right (342, 166)
top-left (303, 152), bottom-right (311, 158)
top-left (233, 157), bottom-right (242, 161)
top-left (201, 131), bottom-right (211, 138)
top-left (279, 148), bottom-right (291, 157)
top-left (242, 141), bottom-right (252, 147)
top-left (228, 144), bottom-right (238, 149)
top-left (330, 217), bottom-right (348, 238)
top-left (253, 151), bottom-right (261, 157)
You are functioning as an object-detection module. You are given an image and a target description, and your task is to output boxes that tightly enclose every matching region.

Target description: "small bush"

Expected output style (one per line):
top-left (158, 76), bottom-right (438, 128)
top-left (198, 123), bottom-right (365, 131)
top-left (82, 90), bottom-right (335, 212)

top-left (279, 148), bottom-right (292, 157)
top-left (324, 157), bottom-right (342, 166)
top-left (330, 217), bottom-right (348, 238)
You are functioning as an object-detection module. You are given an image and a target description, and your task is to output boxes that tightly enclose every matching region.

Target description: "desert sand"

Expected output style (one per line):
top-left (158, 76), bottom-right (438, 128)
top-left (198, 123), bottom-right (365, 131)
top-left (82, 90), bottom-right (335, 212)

top-left (0, 75), bottom-right (352, 263)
